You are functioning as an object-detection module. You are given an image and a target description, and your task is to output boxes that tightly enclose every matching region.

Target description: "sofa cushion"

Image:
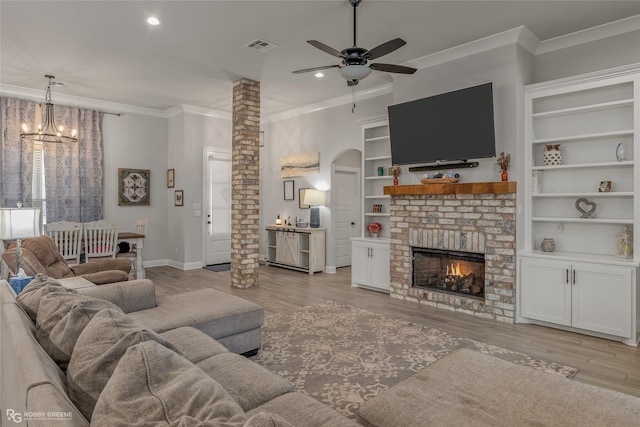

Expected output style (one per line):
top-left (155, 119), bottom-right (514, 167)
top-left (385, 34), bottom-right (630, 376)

top-left (15, 274), bottom-right (70, 321)
top-left (78, 270), bottom-right (130, 285)
top-left (244, 411), bottom-right (295, 427)
top-left (128, 288), bottom-right (264, 342)
top-left (196, 352), bottom-right (294, 411)
top-left (35, 291), bottom-right (121, 368)
top-left (91, 340), bottom-right (248, 426)
top-left (67, 308), bottom-right (180, 420)
top-left (160, 326), bottom-right (229, 364)
top-left (248, 392), bottom-right (360, 427)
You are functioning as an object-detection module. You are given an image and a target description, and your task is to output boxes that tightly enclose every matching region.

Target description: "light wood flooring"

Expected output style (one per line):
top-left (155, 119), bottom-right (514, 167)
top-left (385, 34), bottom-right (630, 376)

top-left (147, 265), bottom-right (640, 398)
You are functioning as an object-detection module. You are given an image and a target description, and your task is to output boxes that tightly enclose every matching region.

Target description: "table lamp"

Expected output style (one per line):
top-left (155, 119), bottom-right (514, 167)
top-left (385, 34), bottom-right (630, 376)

top-left (0, 207), bottom-right (42, 274)
top-left (302, 189), bottom-right (326, 228)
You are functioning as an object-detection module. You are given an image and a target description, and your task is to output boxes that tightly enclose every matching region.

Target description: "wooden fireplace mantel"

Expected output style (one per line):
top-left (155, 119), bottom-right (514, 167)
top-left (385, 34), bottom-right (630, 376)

top-left (383, 181), bottom-right (516, 196)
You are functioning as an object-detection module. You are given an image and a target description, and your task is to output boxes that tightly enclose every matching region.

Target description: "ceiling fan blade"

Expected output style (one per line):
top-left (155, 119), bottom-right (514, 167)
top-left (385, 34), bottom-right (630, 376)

top-left (292, 65), bottom-right (340, 74)
top-left (365, 38), bottom-right (406, 60)
top-left (307, 40), bottom-right (345, 58)
top-left (370, 63), bottom-right (417, 74)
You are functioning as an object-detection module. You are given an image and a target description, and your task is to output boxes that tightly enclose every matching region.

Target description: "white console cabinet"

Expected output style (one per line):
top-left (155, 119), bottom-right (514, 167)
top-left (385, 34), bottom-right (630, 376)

top-left (266, 226), bottom-right (325, 275)
top-left (351, 237), bottom-right (390, 293)
top-left (518, 65), bottom-right (639, 345)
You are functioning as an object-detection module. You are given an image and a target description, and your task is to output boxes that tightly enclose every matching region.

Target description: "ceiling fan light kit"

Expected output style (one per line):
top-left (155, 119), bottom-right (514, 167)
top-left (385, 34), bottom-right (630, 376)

top-left (292, 0), bottom-right (416, 87)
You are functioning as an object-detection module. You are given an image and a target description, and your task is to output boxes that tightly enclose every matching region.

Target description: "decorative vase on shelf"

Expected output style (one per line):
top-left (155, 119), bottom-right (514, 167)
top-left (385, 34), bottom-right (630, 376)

top-left (370, 232), bottom-right (378, 238)
top-left (501, 171), bottom-right (508, 182)
top-left (393, 177), bottom-right (398, 186)
top-left (616, 226), bottom-right (633, 259)
top-left (543, 144), bottom-right (562, 166)
top-left (540, 238), bottom-right (556, 252)
top-left (616, 142), bottom-right (627, 161)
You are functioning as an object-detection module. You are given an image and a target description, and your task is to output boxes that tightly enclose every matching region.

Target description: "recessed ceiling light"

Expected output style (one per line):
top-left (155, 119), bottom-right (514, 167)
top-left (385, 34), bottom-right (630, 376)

top-left (146, 17), bottom-right (160, 26)
top-left (315, 72), bottom-right (325, 78)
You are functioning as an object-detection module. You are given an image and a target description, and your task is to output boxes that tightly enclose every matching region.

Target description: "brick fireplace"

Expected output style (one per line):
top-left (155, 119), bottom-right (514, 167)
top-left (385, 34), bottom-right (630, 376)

top-left (385, 182), bottom-right (516, 322)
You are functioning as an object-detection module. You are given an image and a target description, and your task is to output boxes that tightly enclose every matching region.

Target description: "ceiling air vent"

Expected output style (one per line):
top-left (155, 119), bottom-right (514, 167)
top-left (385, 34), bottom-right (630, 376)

top-left (246, 39), bottom-right (278, 53)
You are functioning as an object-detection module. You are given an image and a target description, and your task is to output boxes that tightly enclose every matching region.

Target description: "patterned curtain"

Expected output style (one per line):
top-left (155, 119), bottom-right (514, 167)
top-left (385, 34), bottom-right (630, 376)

top-left (0, 97), bottom-right (35, 207)
top-left (44, 104), bottom-right (104, 222)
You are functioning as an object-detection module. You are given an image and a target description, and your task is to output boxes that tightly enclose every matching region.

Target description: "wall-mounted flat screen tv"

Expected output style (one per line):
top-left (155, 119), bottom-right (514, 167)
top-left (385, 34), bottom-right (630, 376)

top-left (388, 82), bottom-right (496, 166)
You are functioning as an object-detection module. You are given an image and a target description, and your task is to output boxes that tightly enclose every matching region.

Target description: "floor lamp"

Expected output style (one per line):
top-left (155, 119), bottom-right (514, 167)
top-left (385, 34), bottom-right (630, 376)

top-left (302, 189), bottom-right (326, 229)
top-left (0, 207), bottom-right (42, 277)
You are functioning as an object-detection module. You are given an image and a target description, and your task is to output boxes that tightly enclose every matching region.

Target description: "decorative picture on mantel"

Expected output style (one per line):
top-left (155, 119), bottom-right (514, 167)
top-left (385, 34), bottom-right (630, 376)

top-left (281, 152), bottom-right (320, 178)
top-left (118, 168), bottom-right (150, 206)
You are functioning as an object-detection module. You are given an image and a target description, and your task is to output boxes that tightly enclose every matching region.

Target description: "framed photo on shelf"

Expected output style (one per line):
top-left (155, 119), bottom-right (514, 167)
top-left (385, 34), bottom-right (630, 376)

top-left (598, 181), bottom-right (611, 192)
top-left (167, 169), bottom-right (175, 188)
top-left (299, 188), bottom-right (310, 209)
top-left (284, 180), bottom-right (294, 201)
top-left (174, 190), bottom-right (184, 206)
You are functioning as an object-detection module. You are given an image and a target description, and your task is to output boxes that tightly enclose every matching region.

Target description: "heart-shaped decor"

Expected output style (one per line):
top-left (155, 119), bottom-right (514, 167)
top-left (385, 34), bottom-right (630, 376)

top-left (575, 198), bottom-right (597, 218)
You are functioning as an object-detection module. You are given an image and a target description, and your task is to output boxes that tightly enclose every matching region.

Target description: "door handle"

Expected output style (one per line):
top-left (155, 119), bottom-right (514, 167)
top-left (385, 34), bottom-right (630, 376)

top-left (350, 221), bottom-right (355, 225)
top-left (566, 269), bottom-right (569, 284)
top-left (572, 269), bottom-right (576, 285)
top-left (207, 221), bottom-right (212, 224)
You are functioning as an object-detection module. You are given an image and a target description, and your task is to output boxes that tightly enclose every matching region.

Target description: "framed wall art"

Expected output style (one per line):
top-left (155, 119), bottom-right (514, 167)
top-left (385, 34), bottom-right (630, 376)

top-left (167, 169), bottom-right (175, 188)
top-left (284, 180), bottom-right (294, 201)
top-left (280, 152), bottom-right (320, 178)
top-left (174, 190), bottom-right (184, 206)
top-left (118, 168), bottom-right (150, 206)
top-left (299, 188), bottom-right (310, 209)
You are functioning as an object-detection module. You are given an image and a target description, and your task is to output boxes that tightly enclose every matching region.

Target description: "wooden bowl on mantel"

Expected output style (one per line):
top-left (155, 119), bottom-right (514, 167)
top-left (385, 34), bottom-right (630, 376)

top-left (421, 177), bottom-right (459, 184)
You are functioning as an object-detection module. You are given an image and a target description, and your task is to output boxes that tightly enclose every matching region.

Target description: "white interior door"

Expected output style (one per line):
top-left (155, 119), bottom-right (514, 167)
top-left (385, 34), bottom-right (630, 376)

top-left (333, 167), bottom-right (359, 268)
top-left (205, 150), bottom-right (231, 265)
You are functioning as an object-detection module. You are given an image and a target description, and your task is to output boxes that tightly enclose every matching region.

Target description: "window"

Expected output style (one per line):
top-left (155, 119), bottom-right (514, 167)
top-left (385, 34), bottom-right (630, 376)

top-left (31, 142), bottom-right (47, 224)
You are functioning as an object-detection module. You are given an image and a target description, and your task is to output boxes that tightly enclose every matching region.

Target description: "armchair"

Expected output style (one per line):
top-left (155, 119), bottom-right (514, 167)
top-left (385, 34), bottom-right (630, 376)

top-left (1, 235), bottom-right (132, 285)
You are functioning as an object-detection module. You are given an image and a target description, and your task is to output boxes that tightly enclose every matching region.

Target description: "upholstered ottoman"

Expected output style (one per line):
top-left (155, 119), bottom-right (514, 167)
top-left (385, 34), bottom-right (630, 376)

top-left (128, 288), bottom-right (264, 356)
top-left (357, 349), bottom-right (640, 427)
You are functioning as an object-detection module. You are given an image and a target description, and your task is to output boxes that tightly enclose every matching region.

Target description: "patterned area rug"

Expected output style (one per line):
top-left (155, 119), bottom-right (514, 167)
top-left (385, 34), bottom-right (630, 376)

top-left (253, 301), bottom-right (578, 419)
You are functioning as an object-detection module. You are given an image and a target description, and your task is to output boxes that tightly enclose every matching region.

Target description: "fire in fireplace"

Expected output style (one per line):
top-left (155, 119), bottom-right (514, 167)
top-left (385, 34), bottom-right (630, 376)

top-left (412, 248), bottom-right (485, 299)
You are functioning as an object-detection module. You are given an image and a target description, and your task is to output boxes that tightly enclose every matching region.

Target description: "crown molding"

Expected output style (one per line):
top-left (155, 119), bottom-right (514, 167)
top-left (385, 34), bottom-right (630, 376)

top-left (165, 104), bottom-right (230, 120)
top-left (262, 83), bottom-right (392, 124)
top-left (405, 26), bottom-right (541, 71)
top-left (525, 62), bottom-right (640, 91)
top-left (536, 14), bottom-right (640, 55)
top-left (0, 84), bottom-right (167, 117)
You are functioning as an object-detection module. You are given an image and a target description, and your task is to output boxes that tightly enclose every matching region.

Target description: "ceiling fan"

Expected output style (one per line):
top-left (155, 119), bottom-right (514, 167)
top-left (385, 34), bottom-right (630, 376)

top-left (292, 0), bottom-right (417, 86)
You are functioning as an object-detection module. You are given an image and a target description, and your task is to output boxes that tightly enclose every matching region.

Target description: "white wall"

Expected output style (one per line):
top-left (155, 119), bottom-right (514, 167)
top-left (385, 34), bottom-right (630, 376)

top-left (534, 30), bottom-right (640, 83)
top-left (261, 94), bottom-right (391, 271)
top-left (102, 112), bottom-right (168, 265)
top-left (167, 111), bottom-right (231, 269)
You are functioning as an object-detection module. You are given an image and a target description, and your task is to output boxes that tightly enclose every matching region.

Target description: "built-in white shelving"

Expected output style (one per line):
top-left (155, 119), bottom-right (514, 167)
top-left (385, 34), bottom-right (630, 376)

top-left (518, 64), bottom-right (640, 346)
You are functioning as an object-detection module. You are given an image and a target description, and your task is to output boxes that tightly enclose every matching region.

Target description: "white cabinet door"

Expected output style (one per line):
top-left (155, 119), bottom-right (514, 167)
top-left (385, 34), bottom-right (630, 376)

top-left (276, 232), bottom-right (298, 265)
top-left (520, 257), bottom-right (572, 327)
top-left (572, 263), bottom-right (632, 337)
top-left (370, 242), bottom-right (390, 291)
top-left (351, 241), bottom-right (371, 286)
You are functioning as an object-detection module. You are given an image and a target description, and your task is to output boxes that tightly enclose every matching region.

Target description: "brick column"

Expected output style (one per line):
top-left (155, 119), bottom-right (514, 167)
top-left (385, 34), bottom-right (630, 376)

top-left (231, 79), bottom-right (260, 288)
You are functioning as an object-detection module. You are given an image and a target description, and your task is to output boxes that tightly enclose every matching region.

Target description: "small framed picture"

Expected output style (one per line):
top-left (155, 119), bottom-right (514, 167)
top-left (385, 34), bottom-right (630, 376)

top-left (174, 190), bottom-right (184, 206)
top-left (167, 169), bottom-right (175, 188)
top-left (598, 181), bottom-right (611, 192)
top-left (284, 180), bottom-right (294, 201)
top-left (299, 188), bottom-right (310, 209)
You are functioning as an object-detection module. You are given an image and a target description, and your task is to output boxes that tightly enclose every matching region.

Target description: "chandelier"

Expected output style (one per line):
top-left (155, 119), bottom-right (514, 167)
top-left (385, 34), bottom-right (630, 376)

top-left (20, 75), bottom-right (78, 143)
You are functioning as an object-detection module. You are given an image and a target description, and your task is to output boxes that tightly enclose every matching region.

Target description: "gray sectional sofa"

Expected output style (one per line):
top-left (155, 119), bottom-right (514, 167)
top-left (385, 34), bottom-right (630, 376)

top-left (0, 275), bottom-right (358, 426)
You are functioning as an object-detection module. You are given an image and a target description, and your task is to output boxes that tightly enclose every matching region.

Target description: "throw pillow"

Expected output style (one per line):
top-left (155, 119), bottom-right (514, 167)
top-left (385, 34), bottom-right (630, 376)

top-left (91, 341), bottom-right (248, 426)
top-left (15, 274), bottom-right (69, 321)
top-left (67, 308), bottom-right (181, 421)
top-left (244, 412), bottom-right (295, 427)
top-left (35, 291), bottom-right (121, 368)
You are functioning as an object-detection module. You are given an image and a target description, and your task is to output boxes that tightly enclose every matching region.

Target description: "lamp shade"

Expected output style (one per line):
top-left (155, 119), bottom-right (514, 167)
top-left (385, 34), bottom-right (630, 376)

top-left (302, 189), bottom-right (326, 207)
top-left (0, 208), bottom-right (42, 239)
